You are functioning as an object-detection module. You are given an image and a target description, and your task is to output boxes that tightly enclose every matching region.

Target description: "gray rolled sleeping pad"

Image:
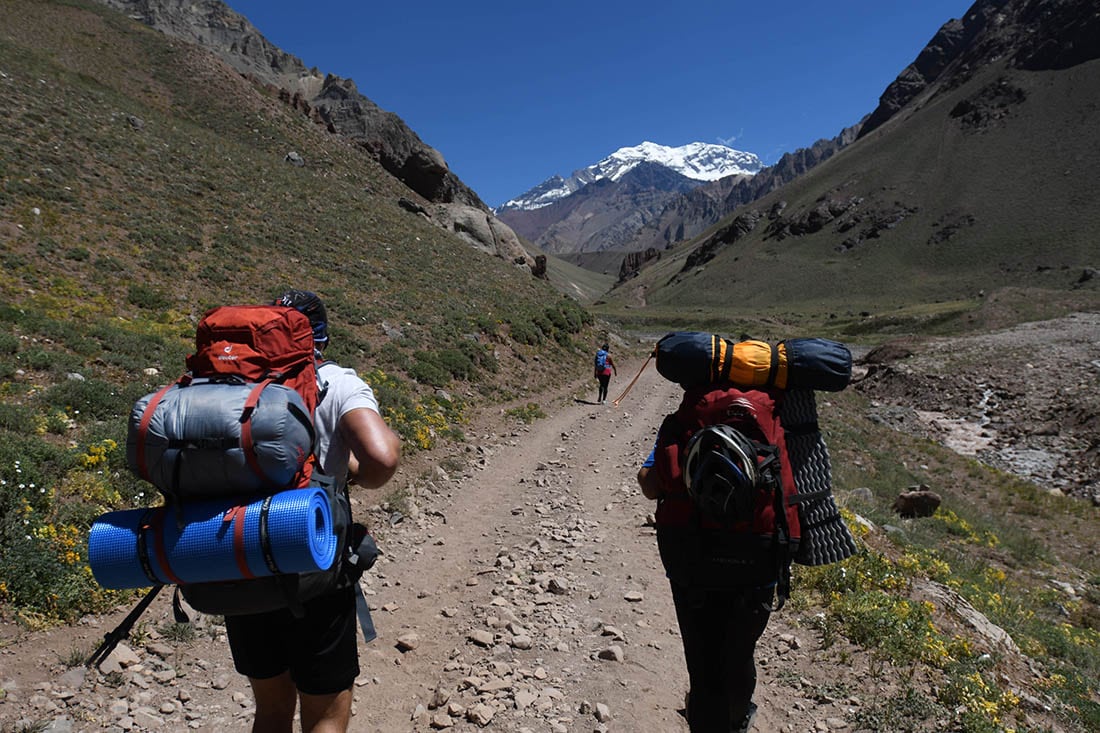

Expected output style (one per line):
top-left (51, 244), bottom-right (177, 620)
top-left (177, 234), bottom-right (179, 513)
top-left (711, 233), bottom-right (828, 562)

top-left (126, 377), bottom-right (315, 497)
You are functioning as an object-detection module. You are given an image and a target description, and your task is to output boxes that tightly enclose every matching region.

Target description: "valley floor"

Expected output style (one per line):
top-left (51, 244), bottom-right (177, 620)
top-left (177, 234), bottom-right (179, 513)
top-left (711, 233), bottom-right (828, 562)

top-left (4, 312), bottom-right (1097, 732)
top-left (0, 368), bottom-right (885, 732)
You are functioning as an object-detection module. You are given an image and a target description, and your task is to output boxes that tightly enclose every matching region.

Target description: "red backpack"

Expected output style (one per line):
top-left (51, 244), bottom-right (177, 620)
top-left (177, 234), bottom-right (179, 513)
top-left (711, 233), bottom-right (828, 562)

top-left (187, 305), bottom-right (320, 413)
top-left (87, 305), bottom-right (377, 668)
top-left (130, 305), bottom-right (320, 494)
top-left (653, 384), bottom-right (801, 607)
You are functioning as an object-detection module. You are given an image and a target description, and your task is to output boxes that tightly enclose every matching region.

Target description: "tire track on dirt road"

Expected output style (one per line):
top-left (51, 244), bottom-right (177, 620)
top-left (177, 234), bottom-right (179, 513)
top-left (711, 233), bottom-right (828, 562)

top-left (356, 367), bottom-right (691, 731)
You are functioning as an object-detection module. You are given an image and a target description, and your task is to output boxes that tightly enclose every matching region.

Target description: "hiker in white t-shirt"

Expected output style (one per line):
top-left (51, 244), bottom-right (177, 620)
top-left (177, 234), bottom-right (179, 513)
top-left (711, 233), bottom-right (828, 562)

top-left (224, 289), bottom-right (401, 733)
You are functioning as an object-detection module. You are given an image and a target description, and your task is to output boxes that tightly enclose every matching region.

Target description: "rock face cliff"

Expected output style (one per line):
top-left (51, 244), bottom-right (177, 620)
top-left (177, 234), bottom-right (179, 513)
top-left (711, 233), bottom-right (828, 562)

top-left (859, 0), bottom-right (1100, 138)
top-left (614, 0), bottom-right (1100, 310)
top-left (95, 0), bottom-right (533, 268)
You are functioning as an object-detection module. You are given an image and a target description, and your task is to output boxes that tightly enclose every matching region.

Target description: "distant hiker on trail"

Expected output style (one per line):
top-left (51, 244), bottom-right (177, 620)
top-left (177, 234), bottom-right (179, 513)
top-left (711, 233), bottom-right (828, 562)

top-left (593, 343), bottom-right (617, 404)
top-left (226, 290), bottom-right (401, 733)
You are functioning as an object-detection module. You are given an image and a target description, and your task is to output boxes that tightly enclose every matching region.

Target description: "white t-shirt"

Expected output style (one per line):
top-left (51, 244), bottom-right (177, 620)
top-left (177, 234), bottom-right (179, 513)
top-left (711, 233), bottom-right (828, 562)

top-left (314, 361), bottom-right (381, 480)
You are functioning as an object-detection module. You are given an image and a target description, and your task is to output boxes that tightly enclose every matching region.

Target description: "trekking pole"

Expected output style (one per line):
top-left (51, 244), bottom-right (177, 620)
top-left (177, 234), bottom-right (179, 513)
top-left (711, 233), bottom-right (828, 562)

top-left (86, 584), bottom-right (164, 669)
top-left (611, 349), bottom-right (654, 406)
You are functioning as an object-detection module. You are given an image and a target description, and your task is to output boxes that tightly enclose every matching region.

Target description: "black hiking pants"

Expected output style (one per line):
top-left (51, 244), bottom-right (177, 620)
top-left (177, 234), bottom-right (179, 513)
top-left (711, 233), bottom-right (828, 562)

top-left (596, 373), bottom-right (611, 402)
top-left (670, 582), bottom-right (771, 732)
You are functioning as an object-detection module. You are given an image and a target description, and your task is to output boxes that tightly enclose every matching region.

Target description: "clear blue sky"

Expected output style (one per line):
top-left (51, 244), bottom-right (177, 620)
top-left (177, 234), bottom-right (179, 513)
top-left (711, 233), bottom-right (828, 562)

top-left (223, 1), bottom-right (975, 208)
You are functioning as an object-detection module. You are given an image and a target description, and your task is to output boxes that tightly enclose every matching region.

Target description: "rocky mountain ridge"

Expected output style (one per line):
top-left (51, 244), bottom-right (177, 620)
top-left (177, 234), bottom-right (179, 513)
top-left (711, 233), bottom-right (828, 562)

top-left (601, 0), bottom-right (1100, 316)
top-left (859, 0), bottom-right (1100, 139)
top-left (496, 141), bottom-right (763, 213)
top-left (94, 0), bottom-right (537, 271)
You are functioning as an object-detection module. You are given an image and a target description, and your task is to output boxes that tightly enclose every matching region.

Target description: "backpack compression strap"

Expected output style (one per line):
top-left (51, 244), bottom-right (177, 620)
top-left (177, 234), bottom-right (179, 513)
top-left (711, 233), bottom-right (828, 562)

top-left (134, 382), bottom-right (177, 484)
top-left (222, 495), bottom-right (285, 579)
top-left (238, 378), bottom-right (316, 489)
top-left (137, 508), bottom-right (184, 586)
top-left (221, 505), bottom-right (255, 580)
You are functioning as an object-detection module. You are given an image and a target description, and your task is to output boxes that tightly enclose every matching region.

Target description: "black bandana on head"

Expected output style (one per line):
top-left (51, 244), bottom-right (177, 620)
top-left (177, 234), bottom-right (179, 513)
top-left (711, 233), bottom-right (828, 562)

top-left (275, 289), bottom-right (329, 344)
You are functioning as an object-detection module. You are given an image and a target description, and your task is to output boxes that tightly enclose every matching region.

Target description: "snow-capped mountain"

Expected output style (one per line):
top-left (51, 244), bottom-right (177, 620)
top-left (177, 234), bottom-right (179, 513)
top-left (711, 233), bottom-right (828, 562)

top-left (496, 141), bottom-right (763, 213)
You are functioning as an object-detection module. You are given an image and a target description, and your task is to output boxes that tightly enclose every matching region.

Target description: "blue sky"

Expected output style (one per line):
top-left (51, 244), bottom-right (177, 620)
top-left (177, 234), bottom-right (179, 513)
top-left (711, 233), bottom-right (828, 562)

top-left (224, 1), bottom-right (975, 208)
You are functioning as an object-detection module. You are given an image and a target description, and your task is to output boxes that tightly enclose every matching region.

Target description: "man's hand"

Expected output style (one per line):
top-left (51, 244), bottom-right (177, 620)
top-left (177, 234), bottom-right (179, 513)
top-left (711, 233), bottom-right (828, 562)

top-left (637, 466), bottom-right (663, 500)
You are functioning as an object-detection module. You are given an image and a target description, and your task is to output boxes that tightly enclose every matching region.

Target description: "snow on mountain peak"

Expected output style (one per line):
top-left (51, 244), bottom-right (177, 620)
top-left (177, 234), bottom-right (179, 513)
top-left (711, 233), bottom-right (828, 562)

top-left (497, 141), bottom-right (762, 212)
top-left (605, 141), bottom-right (761, 182)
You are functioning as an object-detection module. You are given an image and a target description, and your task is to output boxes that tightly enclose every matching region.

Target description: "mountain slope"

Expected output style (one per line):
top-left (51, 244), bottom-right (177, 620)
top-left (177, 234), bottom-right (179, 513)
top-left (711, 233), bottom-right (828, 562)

top-left (599, 0), bottom-right (1100, 335)
top-left (94, 0), bottom-right (536, 270)
top-left (0, 0), bottom-right (597, 624)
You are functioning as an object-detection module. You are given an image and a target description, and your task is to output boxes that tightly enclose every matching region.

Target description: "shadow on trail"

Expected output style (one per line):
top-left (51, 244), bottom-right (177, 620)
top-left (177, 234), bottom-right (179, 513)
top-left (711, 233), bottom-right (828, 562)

top-left (573, 398), bottom-right (604, 406)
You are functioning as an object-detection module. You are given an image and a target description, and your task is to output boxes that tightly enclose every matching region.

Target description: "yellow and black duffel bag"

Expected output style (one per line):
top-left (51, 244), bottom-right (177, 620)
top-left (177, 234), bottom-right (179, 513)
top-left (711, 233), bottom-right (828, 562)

top-left (654, 332), bottom-right (851, 391)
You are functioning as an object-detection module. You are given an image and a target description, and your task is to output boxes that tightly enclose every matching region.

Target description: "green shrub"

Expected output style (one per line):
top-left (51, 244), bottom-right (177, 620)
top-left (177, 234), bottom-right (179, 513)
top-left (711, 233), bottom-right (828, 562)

top-left (93, 256), bottom-right (125, 274)
top-left (0, 404), bottom-right (37, 434)
top-left (853, 686), bottom-right (945, 732)
top-left (127, 284), bottom-right (172, 311)
top-left (436, 349), bottom-right (474, 381)
top-left (90, 323), bottom-right (188, 373)
top-left (408, 355), bottom-right (450, 388)
top-left (505, 402), bottom-right (544, 424)
top-left (0, 332), bottom-right (19, 355)
top-left (0, 431), bottom-right (76, 527)
top-left (18, 348), bottom-right (61, 371)
top-left (0, 511), bottom-right (119, 622)
top-left (508, 320), bottom-right (541, 346)
top-left (38, 378), bottom-right (142, 422)
top-left (17, 347), bottom-right (82, 374)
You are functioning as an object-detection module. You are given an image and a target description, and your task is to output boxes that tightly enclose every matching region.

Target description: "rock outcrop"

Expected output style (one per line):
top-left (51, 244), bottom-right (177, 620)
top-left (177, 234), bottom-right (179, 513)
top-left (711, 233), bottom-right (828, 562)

top-left (860, 0), bottom-right (1100, 138)
top-left (95, 0), bottom-right (537, 271)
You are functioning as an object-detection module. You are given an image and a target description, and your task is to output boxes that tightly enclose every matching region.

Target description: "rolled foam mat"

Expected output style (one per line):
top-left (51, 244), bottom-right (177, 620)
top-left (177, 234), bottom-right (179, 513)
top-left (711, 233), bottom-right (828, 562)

top-left (780, 388), bottom-right (857, 566)
top-left (88, 488), bottom-right (336, 589)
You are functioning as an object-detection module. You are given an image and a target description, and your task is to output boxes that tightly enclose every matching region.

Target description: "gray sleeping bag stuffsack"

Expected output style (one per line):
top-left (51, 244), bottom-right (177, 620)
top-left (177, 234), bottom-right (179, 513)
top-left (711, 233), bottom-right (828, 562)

top-left (127, 377), bottom-right (315, 497)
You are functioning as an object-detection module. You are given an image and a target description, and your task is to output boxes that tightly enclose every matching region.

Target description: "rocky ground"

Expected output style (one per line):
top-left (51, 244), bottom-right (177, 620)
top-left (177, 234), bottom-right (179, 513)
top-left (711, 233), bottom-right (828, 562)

top-left (0, 312), bottom-right (1096, 732)
top-left (854, 311), bottom-right (1100, 502)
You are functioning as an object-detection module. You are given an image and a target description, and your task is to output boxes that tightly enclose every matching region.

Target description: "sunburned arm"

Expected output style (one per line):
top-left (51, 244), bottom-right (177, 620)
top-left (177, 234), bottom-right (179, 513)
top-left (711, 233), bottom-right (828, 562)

top-left (637, 465), bottom-right (664, 501)
top-left (341, 407), bottom-right (401, 489)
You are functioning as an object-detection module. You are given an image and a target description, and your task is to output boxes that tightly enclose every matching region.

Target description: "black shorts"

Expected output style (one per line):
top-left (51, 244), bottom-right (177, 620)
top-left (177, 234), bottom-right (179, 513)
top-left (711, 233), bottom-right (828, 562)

top-left (224, 586), bottom-right (359, 695)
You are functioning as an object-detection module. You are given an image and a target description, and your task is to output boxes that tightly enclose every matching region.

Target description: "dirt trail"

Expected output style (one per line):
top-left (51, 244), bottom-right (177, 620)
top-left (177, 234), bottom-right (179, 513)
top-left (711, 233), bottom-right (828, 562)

top-left (5, 314), bottom-right (1097, 731)
top-left (0, 365), bottom-right (874, 732)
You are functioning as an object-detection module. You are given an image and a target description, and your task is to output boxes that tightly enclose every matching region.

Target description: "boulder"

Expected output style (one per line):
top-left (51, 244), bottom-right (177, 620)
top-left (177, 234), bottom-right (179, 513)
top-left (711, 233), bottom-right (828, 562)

top-left (892, 488), bottom-right (942, 518)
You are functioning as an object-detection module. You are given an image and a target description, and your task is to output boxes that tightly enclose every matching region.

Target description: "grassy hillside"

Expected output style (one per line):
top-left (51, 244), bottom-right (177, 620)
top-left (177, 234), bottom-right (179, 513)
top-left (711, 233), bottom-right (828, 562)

top-left (811, 386), bottom-right (1099, 731)
top-left (0, 0), bottom-right (596, 622)
top-left (596, 59), bottom-right (1100, 341)
top-left (531, 246), bottom-right (618, 305)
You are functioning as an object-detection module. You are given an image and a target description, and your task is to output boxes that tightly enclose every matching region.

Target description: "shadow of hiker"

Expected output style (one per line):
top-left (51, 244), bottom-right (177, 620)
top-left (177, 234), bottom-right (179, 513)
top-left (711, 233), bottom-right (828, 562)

top-left (574, 398), bottom-right (602, 405)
